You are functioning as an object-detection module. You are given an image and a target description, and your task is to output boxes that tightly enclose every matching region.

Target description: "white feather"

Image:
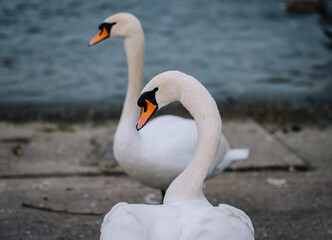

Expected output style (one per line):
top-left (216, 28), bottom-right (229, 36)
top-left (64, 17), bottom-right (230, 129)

top-left (93, 13), bottom-right (249, 190)
top-left (101, 203), bottom-right (254, 240)
top-left (100, 71), bottom-right (254, 240)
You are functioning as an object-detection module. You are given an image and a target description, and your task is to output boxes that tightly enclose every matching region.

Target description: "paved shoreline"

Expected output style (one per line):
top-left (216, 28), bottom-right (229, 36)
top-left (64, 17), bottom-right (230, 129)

top-left (0, 118), bottom-right (331, 239)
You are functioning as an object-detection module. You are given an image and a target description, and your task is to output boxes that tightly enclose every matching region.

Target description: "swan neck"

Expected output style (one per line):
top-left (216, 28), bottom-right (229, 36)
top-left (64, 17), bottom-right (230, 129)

top-left (164, 77), bottom-right (222, 205)
top-left (118, 33), bottom-right (145, 129)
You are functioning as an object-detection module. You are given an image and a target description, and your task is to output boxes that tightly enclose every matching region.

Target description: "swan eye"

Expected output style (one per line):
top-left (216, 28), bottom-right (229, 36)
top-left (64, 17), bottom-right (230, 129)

top-left (137, 87), bottom-right (159, 108)
top-left (136, 88), bottom-right (159, 130)
top-left (89, 22), bottom-right (116, 46)
top-left (98, 22), bottom-right (116, 34)
top-left (136, 99), bottom-right (158, 131)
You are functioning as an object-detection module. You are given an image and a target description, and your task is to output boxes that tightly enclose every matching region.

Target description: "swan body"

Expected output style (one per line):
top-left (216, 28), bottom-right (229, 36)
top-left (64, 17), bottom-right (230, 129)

top-left (101, 203), bottom-right (254, 240)
top-left (117, 115), bottom-right (244, 189)
top-left (89, 13), bottom-right (249, 191)
top-left (100, 71), bottom-right (254, 240)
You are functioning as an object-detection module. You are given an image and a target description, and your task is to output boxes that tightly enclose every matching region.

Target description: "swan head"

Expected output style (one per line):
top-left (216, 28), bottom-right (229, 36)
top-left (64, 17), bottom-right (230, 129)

top-left (89, 13), bottom-right (142, 46)
top-left (136, 71), bottom-right (186, 130)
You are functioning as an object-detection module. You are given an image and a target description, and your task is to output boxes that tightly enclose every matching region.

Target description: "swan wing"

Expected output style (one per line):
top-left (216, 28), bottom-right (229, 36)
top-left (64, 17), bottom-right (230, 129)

top-left (179, 204), bottom-right (254, 240)
top-left (216, 204), bottom-right (254, 239)
top-left (139, 115), bottom-right (197, 171)
top-left (101, 204), bottom-right (183, 240)
top-left (100, 203), bottom-right (147, 240)
top-left (142, 115), bottom-right (248, 173)
top-left (121, 115), bottom-right (248, 189)
top-left (100, 203), bottom-right (254, 240)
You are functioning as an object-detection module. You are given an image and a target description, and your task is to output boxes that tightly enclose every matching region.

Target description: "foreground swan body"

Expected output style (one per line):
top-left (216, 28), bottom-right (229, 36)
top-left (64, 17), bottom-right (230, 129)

top-left (89, 13), bottom-right (249, 191)
top-left (100, 71), bottom-right (254, 240)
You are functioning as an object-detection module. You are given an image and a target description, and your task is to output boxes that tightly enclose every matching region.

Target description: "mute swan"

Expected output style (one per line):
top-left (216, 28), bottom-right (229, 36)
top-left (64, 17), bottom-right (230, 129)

top-left (100, 71), bottom-right (254, 240)
top-left (89, 13), bottom-right (249, 194)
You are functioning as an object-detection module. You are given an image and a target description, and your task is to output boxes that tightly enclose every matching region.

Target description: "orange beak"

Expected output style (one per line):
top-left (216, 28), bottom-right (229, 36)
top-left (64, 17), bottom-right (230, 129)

top-left (136, 100), bottom-right (158, 131)
top-left (88, 27), bottom-right (110, 46)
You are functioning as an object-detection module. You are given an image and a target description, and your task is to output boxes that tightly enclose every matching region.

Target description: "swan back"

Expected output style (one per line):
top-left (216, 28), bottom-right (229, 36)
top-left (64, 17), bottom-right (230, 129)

top-left (100, 203), bottom-right (254, 240)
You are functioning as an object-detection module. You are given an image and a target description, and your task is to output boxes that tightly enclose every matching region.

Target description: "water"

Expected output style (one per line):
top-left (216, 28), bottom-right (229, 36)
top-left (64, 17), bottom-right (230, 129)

top-left (0, 0), bottom-right (331, 113)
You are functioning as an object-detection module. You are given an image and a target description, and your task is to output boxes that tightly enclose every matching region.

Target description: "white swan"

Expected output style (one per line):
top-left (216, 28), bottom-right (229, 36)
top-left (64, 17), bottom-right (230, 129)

top-left (100, 71), bottom-right (254, 240)
top-left (89, 13), bottom-right (249, 193)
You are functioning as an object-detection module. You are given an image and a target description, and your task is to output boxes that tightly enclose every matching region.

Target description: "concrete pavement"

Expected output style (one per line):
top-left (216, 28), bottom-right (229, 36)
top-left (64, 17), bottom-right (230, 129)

top-left (0, 118), bottom-right (331, 240)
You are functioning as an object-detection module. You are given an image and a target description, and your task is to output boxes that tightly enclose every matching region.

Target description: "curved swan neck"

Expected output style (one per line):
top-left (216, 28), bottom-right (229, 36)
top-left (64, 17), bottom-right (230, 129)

top-left (163, 74), bottom-right (222, 205)
top-left (118, 28), bottom-right (145, 129)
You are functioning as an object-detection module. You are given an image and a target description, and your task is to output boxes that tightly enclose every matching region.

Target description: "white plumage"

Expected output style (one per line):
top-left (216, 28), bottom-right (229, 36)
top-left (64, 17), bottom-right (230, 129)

top-left (89, 12), bottom-right (248, 191)
top-left (100, 71), bottom-right (254, 240)
top-left (101, 203), bottom-right (254, 240)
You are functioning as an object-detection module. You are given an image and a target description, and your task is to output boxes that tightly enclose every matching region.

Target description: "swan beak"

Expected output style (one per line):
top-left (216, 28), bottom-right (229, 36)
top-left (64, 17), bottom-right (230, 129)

top-left (136, 100), bottom-right (158, 131)
top-left (88, 27), bottom-right (110, 46)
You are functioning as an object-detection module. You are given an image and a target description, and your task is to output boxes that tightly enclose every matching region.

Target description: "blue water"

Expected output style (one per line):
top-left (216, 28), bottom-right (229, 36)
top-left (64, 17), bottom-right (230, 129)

top-left (0, 0), bottom-right (331, 113)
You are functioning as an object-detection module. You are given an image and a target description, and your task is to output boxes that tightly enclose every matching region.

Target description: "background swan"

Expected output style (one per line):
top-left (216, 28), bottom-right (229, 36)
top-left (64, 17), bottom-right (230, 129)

top-left (100, 71), bottom-right (254, 240)
top-left (89, 13), bottom-right (249, 193)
